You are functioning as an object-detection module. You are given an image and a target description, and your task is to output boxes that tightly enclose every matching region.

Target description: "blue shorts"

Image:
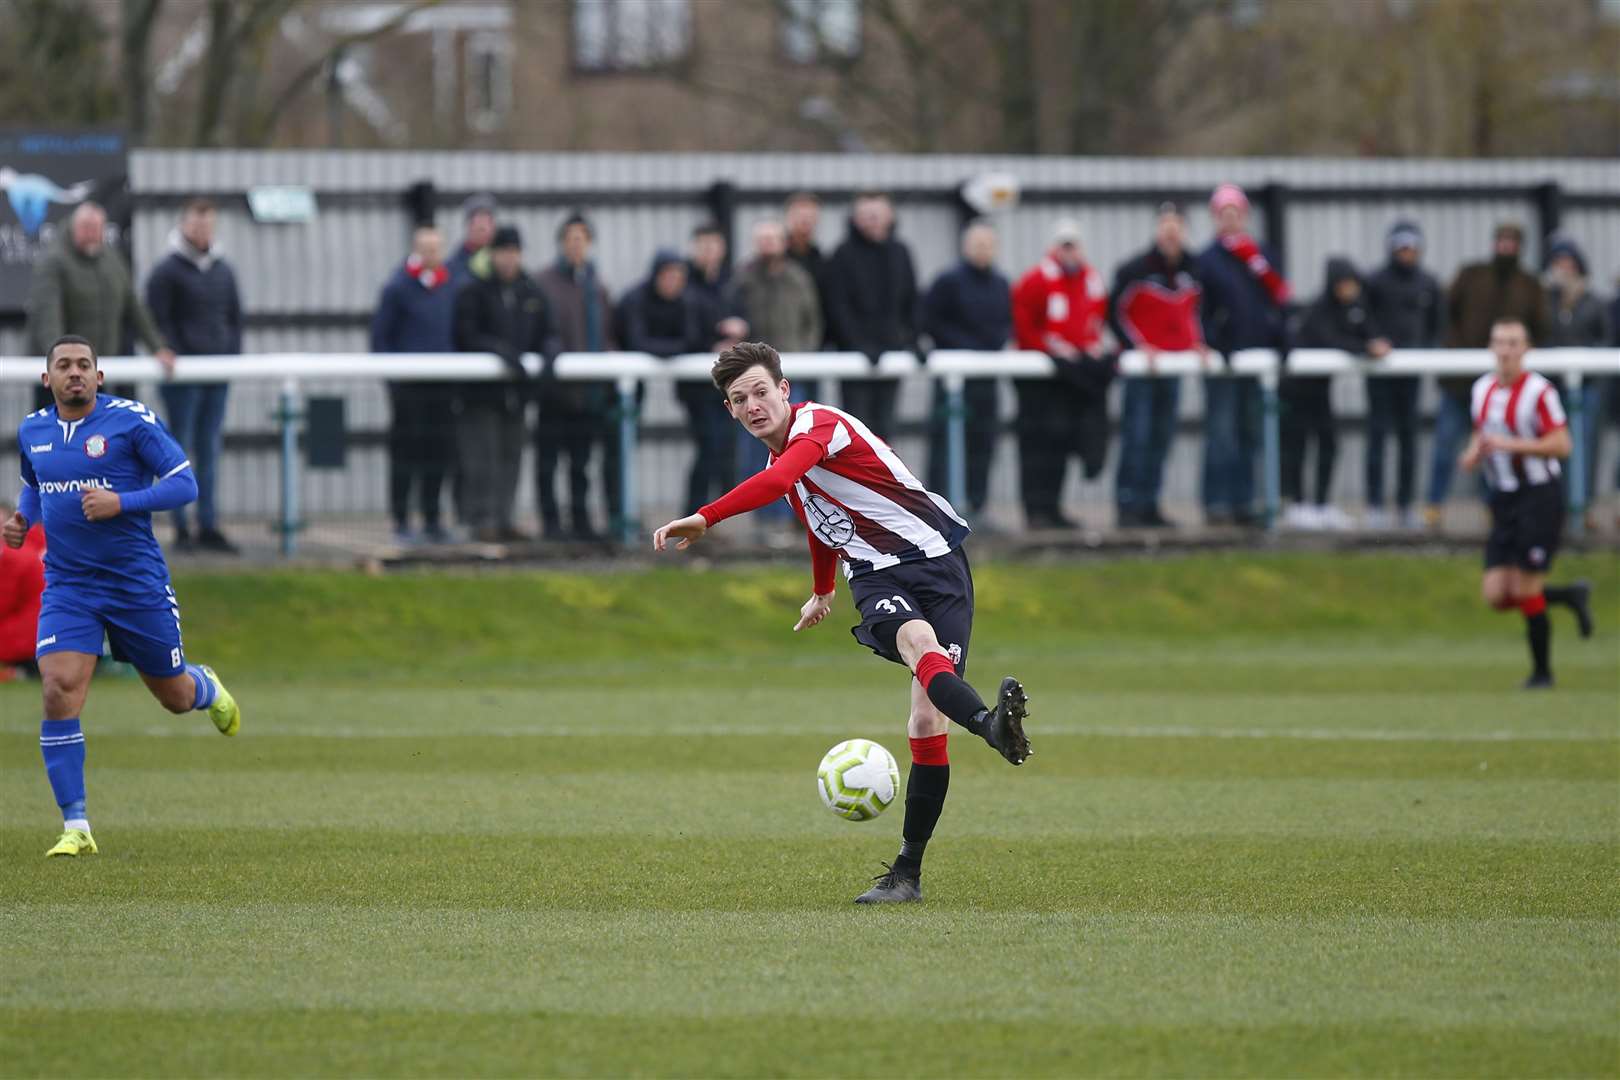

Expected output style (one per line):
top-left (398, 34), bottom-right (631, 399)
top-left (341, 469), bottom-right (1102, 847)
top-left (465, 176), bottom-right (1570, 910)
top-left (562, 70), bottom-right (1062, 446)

top-left (36, 585), bottom-right (187, 677)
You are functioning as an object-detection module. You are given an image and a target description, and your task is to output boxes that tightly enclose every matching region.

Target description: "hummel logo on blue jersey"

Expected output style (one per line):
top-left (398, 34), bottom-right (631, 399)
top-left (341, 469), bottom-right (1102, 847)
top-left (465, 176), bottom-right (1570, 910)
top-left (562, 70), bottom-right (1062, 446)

top-left (29, 443), bottom-right (52, 453)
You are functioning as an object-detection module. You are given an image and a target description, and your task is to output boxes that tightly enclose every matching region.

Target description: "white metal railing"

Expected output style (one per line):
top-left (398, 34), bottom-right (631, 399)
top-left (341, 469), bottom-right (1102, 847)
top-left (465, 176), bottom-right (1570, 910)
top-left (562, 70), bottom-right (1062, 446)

top-left (3, 348), bottom-right (1616, 551)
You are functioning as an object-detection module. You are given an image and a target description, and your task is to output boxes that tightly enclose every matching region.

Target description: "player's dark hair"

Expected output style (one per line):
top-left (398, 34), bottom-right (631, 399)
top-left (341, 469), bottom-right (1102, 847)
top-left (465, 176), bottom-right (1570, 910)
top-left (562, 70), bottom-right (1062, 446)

top-left (1491, 315), bottom-right (1532, 343)
top-left (46, 335), bottom-right (97, 366)
top-left (712, 341), bottom-right (783, 394)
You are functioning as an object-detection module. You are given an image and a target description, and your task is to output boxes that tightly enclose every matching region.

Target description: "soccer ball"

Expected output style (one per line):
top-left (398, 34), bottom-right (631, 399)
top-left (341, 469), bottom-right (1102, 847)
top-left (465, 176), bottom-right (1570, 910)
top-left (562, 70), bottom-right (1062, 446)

top-left (816, 739), bottom-right (900, 821)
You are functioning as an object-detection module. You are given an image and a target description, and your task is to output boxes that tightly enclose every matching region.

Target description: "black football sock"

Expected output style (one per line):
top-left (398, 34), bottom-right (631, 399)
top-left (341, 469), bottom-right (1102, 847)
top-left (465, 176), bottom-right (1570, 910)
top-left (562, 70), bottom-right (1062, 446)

top-left (894, 754), bottom-right (949, 879)
top-left (1543, 584), bottom-right (1577, 608)
top-left (1525, 611), bottom-right (1551, 679)
top-left (916, 652), bottom-right (989, 736)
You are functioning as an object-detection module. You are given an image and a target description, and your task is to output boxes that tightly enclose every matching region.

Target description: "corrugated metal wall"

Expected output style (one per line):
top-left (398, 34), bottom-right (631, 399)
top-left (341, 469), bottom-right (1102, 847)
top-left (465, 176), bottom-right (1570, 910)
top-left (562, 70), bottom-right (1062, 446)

top-left (4, 152), bottom-right (1614, 531)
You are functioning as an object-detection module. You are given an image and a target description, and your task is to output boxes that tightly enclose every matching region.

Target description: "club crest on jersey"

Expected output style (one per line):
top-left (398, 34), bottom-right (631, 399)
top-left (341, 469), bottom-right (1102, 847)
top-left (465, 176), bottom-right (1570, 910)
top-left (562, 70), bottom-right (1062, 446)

top-left (804, 493), bottom-right (856, 547)
top-left (84, 434), bottom-right (108, 458)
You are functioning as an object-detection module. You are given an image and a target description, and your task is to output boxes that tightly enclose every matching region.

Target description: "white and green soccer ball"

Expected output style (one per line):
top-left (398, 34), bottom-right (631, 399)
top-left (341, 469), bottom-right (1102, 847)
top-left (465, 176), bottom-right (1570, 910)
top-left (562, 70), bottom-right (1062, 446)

top-left (816, 739), bottom-right (900, 821)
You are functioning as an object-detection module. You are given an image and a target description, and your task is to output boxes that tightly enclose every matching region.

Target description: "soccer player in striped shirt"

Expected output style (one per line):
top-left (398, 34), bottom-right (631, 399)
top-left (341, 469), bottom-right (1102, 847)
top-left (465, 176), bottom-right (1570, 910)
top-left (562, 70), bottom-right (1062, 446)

top-left (4, 336), bottom-right (241, 858)
top-left (1459, 317), bottom-right (1594, 688)
top-left (653, 341), bottom-right (1031, 903)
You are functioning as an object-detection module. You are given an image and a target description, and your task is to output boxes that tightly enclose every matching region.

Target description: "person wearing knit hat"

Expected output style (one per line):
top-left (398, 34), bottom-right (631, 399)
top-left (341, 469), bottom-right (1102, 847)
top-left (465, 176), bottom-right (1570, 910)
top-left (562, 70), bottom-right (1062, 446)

top-left (1363, 219), bottom-right (1443, 529)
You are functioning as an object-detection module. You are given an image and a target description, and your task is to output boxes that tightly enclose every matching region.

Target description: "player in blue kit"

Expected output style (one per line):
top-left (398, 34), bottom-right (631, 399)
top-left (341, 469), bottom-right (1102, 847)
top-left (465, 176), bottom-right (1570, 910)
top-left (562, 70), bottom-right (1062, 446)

top-left (3, 336), bottom-right (241, 858)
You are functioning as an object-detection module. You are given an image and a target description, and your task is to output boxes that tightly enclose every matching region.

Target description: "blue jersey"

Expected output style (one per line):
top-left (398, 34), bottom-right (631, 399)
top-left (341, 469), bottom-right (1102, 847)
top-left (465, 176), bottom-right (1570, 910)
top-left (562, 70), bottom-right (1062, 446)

top-left (18, 394), bottom-right (191, 600)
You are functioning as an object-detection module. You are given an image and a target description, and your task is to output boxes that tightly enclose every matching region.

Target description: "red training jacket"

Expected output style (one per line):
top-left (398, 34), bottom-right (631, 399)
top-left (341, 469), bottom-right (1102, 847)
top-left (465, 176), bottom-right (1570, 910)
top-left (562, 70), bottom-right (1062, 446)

top-left (1012, 251), bottom-right (1108, 354)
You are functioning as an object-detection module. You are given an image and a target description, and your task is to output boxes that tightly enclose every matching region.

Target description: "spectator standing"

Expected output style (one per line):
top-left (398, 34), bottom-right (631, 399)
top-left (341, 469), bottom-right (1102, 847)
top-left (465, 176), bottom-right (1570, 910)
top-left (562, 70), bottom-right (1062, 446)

top-left (1197, 183), bottom-right (1290, 526)
top-left (824, 191), bottom-right (919, 440)
top-left (535, 212), bottom-right (618, 541)
top-left (1011, 219), bottom-right (1112, 529)
top-left (1108, 202), bottom-right (1206, 529)
top-left (1284, 258), bottom-right (1389, 529)
top-left (448, 193), bottom-right (497, 285)
top-left (687, 222), bottom-right (749, 347)
top-left (730, 219), bottom-right (823, 538)
top-left (783, 191), bottom-right (831, 345)
top-left (731, 220), bottom-right (822, 353)
top-left (371, 225), bottom-right (458, 544)
top-left (922, 220), bottom-right (1012, 517)
top-left (26, 201), bottom-right (173, 409)
top-left (619, 250), bottom-right (723, 512)
top-left (1363, 220), bottom-right (1442, 529)
top-left (145, 197), bottom-right (243, 554)
top-left (1429, 222), bottom-right (1549, 527)
top-left (452, 225), bottom-right (552, 542)
top-left (1542, 235), bottom-right (1612, 512)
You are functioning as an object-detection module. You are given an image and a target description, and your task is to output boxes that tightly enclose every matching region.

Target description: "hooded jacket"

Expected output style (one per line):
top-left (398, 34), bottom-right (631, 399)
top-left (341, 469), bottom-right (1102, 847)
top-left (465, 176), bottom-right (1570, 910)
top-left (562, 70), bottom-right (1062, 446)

top-left (618, 251), bottom-right (707, 359)
top-left (145, 231), bottom-right (243, 358)
top-left (824, 221), bottom-right (919, 358)
top-left (26, 228), bottom-right (168, 356)
top-left (1297, 258), bottom-right (1382, 355)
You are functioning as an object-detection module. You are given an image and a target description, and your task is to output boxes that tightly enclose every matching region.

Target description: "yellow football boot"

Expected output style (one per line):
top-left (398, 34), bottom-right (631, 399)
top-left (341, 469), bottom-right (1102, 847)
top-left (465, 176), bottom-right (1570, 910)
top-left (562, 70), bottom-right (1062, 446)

top-left (45, 828), bottom-right (98, 858)
top-left (201, 665), bottom-right (240, 736)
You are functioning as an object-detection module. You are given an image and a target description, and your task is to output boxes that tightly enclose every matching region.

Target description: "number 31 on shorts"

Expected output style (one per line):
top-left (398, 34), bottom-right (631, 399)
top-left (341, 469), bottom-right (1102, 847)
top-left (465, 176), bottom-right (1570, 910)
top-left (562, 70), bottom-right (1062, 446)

top-left (873, 595), bottom-right (913, 616)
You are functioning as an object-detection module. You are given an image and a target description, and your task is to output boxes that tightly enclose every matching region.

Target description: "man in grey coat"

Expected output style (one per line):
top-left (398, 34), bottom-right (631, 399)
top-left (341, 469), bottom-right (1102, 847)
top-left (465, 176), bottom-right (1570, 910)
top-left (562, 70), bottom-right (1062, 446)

top-left (26, 202), bottom-right (173, 408)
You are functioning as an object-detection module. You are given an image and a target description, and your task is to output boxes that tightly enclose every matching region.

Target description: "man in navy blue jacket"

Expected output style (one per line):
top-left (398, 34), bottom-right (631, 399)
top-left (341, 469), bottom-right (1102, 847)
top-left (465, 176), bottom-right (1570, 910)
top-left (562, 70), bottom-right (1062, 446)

top-left (145, 197), bottom-right (243, 554)
top-left (922, 221), bottom-right (1011, 516)
top-left (371, 226), bottom-right (458, 544)
top-left (1197, 184), bottom-right (1290, 526)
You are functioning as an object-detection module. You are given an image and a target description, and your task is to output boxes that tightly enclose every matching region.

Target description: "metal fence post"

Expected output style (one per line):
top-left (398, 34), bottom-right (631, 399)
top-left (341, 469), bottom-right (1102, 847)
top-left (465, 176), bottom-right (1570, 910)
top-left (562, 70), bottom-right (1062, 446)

top-left (1566, 371), bottom-right (1585, 537)
top-left (944, 372), bottom-right (967, 511)
top-left (617, 375), bottom-right (639, 547)
top-left (275, 377), bottom-right (302, 557)
top-left (1260, 367), bottom-right (1281, 531)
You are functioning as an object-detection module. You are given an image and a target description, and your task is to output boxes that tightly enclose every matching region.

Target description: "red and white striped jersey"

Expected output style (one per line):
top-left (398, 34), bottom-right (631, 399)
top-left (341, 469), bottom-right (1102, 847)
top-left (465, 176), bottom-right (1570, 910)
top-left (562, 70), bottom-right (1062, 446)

top-left (1471, 370), bottom-right (1566, 492)
top-left (772, 401), bottom-right (969, 577)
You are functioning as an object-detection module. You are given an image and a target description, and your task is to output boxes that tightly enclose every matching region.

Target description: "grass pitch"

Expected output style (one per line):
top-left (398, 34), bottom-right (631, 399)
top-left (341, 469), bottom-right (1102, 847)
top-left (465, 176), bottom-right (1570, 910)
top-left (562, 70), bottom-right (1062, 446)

top-left (2, 551), bottom-right (1617, 1077)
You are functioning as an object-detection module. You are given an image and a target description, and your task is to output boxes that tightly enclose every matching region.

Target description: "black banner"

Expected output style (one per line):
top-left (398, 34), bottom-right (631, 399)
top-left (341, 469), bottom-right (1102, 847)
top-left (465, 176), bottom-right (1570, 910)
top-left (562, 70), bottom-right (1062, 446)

top-left (0, 130), bottom-right (128, 314)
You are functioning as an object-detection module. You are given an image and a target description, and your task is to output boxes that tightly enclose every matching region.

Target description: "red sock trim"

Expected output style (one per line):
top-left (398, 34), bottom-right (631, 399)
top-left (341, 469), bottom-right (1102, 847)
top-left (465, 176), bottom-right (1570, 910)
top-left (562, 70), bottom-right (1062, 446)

top-left (914, 650), bottom-right (956, 691)
top-left (1520, 593), bottom-right (1547, 617)
top-left (910, 734), bottom-right (949, 766)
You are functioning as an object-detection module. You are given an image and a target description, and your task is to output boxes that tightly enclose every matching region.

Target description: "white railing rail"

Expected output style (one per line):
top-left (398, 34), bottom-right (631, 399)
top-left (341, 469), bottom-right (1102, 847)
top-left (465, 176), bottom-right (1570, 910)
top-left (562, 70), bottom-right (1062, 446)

top-left (3, 348), bottom-right (1615, 551)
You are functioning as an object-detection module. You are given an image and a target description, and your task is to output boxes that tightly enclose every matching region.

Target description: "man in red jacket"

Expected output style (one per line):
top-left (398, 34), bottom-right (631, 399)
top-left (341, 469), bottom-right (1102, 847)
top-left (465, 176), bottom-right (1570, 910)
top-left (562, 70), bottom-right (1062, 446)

top-left (1011, 220), bottom-right (1112, 529)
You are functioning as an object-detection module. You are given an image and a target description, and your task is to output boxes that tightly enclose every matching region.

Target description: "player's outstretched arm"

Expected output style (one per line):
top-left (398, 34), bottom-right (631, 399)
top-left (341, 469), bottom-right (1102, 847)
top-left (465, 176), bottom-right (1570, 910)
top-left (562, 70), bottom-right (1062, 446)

top-left (652, 513), bottom-right (708, 551)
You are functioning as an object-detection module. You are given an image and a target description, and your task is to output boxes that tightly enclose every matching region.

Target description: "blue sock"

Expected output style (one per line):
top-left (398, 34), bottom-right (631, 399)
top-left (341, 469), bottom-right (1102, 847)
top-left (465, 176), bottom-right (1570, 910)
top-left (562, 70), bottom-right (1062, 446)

top-left (187, 664), bottom-right (217, 710)
top-left (40, 719), bottom-right (86, 823)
